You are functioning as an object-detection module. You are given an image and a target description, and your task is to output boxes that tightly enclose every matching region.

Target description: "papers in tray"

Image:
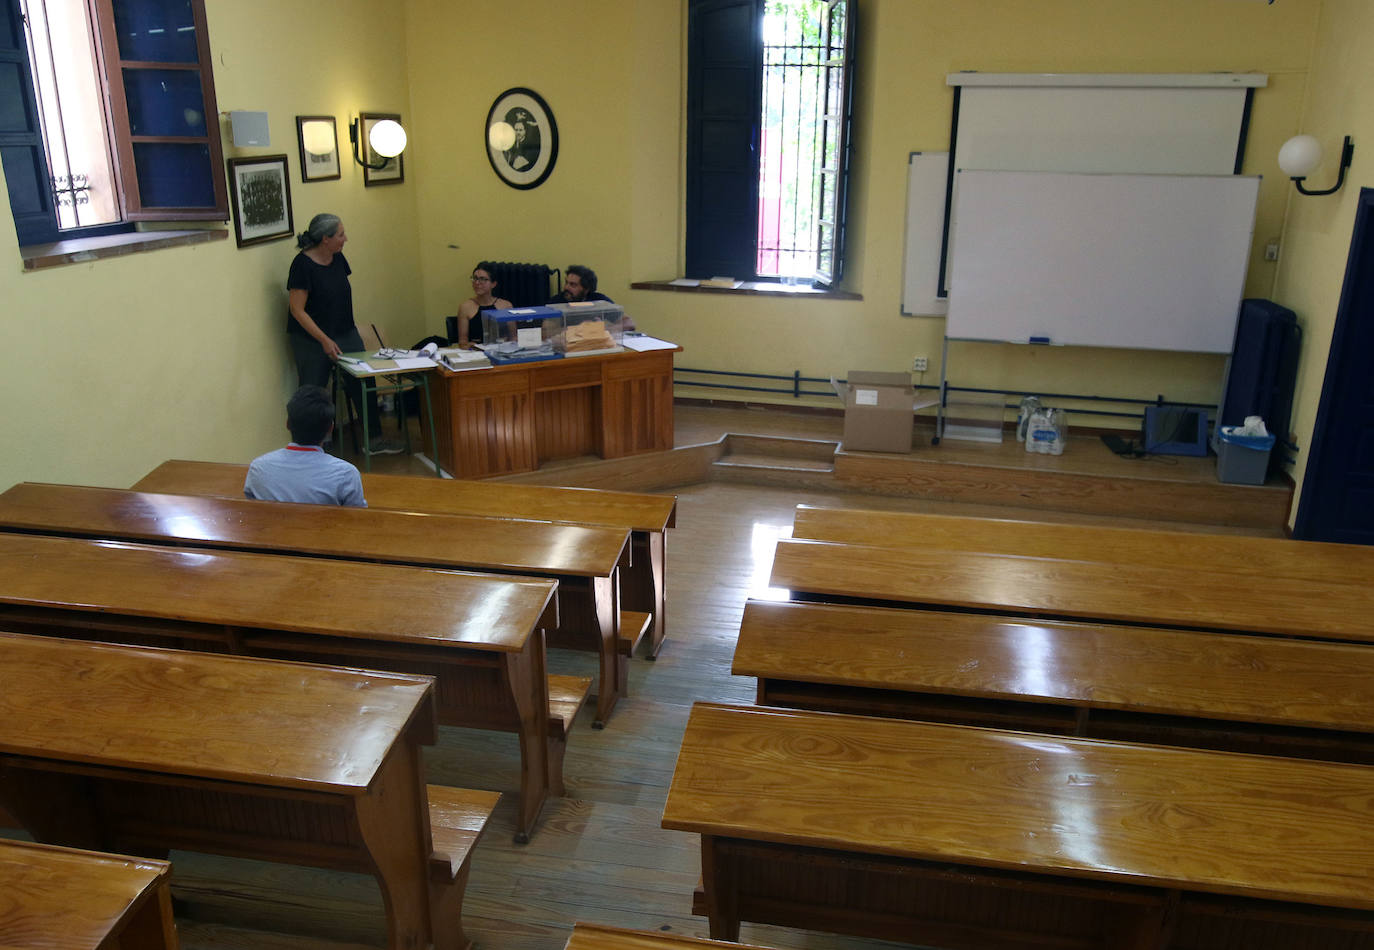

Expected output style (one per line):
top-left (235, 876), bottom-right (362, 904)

top-left (622, 335), bottom-right (678, 352)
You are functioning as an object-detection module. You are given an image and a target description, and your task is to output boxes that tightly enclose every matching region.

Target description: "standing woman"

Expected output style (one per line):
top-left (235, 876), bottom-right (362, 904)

top-left (286, 213), bottom-right (401, 454)
top-left (455, 261), bottom-right (513, 347)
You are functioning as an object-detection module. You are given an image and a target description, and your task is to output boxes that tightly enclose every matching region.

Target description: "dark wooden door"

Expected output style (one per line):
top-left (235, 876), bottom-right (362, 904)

top-left (1293, 187), bottom-right (1374, 544)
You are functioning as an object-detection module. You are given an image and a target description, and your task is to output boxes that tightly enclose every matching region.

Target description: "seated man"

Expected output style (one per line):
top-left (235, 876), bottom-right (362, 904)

top-left (549, 264), bottom-right (635, 329)
top-left (244, 385), bottom-right (366, 507)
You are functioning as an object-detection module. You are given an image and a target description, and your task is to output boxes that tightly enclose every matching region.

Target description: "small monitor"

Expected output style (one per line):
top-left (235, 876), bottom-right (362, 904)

top-left (1142, 406), bottom-right (1209, 456)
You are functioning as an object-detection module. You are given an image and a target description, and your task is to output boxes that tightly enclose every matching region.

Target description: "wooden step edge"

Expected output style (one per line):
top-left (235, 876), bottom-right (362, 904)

top-left (618, 610), bottom-right (653, 657)
top-left (427, 785), bottom-right (500, 883)
top-left (548, 674), bottom-right (593, 736)
top-left (713, 454), bottom-right (837, 473)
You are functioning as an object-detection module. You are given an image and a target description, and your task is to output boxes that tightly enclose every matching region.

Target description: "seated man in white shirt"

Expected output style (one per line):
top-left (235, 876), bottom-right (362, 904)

top-left (244, 385), bottom-right (366, 507)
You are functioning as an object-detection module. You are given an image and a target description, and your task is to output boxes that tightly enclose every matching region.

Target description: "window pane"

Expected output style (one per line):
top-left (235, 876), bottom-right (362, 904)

top-left (112, 0), bottom-right (199, 63)
top-left (122, 67), bottom-right (206, 135)
top-left (132, 141), bottom-right (213, 206)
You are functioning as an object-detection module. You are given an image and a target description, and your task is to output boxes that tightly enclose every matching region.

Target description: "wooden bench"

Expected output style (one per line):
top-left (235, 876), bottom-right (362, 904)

top-left (791, 505), bottom-right (1372, 586)
top-left (734, 599), bottom-right (1374, 763)
top-left (663, 702), bottom-right (1374, 949)
top-left (134, 459), bottom-right (677, 658)
top-left (0, 838), bottom-right (177, 949)
top-left (0, 632), bottom-right (496, 950)
top-left (0, 482), bottom-right (630, 725)
top-left (769, 537), bottom-right (1374, 643)
top-left (0, 532), bottom-right (560, 842)
top-left (564, 922), bottom-right (778, 949)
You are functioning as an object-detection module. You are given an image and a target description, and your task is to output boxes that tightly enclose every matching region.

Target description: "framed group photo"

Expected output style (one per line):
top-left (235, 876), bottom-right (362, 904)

top-left (359, 112), bottom-right (405, 186)
top-left (485, 88), bottom-right (558, 190)
top-left (227, 154), bottom-right (293, 248)
top-left (295, 115), bottom-right (340, 182)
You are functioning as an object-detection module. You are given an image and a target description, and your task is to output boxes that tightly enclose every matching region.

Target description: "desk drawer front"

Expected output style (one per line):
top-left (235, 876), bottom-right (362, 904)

top-left (533, 360), bottom-right (601, 391)
top-left (604, 351), bottom-right (673, 381)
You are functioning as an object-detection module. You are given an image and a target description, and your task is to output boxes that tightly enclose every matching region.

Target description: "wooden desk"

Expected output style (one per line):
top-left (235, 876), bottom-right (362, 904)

top-left (133, 459), bottom-right (678, 657)
top-left (734, 599), bottom-right (1374, 762)
top-left (429, 347), bottom-right (677, 478)
top-left (663, 703), bottom-right (1374, 949)
top-left (0, 633), bottom-right (447, 950)
top-left (791, 505), bottom-right (1373, 586)
top-left (0, 838), bottom-right (177, 949)
top-left (0, 482), bottom-right (629, 725)
top-left (769, 538), bottom-right (1374, 643)
top-left (0, 532), bottom-right (557, 842)
top-left (564, 922), bottom-right (775, 950)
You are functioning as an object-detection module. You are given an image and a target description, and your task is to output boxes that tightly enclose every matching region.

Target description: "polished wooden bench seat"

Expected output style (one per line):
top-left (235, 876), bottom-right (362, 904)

top-left (734, 599), bottom-right (1374, 763)
top-left (0, 532), bottom-right (560, 842)
top-left (769, 537), bottom-right (1374, 643)
top-left (0, 838), bottom-right (177, 949)
top-left (663, 702), bottom-right (1374, 949)
top-left (134, 459), bottom-right (678, 657)
top-left (0, 482), bottom-right (629, 725)
top-left (564, 922), bottom-right (777, 949)
top-left (0, 632), bottom-right (496, 950)
top-left (791, 505), bottom-right (1372, 586)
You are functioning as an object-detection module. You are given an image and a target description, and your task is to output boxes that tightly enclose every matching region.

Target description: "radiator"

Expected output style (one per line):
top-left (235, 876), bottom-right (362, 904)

top-left (485, 261), bottom-right (560, 308)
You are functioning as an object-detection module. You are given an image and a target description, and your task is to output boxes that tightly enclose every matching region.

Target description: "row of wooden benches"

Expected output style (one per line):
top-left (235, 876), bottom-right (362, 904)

top-left (0, 460), bottom-right (678, 948)
top-left (662, 507), bottom-right (1374, 950)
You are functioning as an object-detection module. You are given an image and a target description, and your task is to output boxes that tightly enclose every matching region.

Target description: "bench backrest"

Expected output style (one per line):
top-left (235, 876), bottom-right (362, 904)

top-left (663, 702), bottom-right (1374, 911)
top-left (134, 459), bottom-right (677, 532)
top-left (768, 538), bottom-right (1374, 642)
top-left (0, 482), bottom-right (628, 580)
top-left (792, 505), bottom-right (1365, 586)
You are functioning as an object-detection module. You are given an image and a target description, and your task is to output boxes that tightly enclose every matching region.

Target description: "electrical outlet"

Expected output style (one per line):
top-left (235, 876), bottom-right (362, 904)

top-left (1264, 240), bottom-right (1280, 262)
top-left (912, 356), bottom-right (928, 372)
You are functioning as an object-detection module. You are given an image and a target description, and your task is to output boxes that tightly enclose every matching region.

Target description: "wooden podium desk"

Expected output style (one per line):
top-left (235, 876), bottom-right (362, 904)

top-left (430, 346), bottom-right (678, 478)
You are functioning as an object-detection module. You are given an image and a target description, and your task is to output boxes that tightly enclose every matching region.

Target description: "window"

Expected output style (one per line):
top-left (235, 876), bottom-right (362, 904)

top-left (1, 0), bottom-right (226, 247)
top-left (685, 0), bottom-right (855, 287)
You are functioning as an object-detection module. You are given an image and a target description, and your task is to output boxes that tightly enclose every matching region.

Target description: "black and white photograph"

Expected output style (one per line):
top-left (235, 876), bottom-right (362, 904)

top-left (295, 115), bottom-right (340, 182)
top-left (227, 154), bottom-right (293, 248)
top-left (485, 88), bottom-right (558, 189)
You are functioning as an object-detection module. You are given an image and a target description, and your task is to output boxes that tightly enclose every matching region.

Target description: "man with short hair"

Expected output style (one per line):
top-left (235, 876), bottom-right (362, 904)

top-left (550, 265), bottom-right (635, 329)
top-left (244, 385), bottom-right (366, 507)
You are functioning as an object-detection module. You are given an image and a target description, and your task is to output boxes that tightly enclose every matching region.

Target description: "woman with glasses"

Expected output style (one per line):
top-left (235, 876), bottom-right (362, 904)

top-left (455, 262), bottom-right (513, 348)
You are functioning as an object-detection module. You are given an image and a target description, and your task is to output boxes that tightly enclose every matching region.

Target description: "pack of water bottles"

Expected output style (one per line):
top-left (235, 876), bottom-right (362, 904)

top-left (1017, 396), bottom-right (1067, 455)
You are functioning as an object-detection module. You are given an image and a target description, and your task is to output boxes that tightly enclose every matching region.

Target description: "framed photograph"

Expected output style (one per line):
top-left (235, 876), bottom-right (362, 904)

top-left (227, 154), bottom-right (294, 248)
top-left (295, 115), bottom-right (340, 182)
top-left (484, 88), bottom-right (558, 190)
top-left (359, 112), bottom-right (404, 186)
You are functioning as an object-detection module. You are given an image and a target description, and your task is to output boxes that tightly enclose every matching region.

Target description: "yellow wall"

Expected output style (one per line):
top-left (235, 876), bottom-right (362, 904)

top-left (0, 0), bottom-right (421, 492)
top-left (1269, 0), bottom-right (1371, 526)
top-left (0, 0), bottom-right (1339, 518)
top-left (405, 0), bottom-right (1318, 422)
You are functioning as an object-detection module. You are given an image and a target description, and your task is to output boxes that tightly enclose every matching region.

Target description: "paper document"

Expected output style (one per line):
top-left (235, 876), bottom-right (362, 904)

top-left (390, 357), bottom-right (437, 370)
top-left (668, 278), bottom-right (700, 287)
top-left (622, 336), bottom-right (677, 352)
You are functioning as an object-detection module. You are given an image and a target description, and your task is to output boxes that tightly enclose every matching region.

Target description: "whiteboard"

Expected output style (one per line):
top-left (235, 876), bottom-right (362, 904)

top-left (946, 171), bottom-right (1259, 352)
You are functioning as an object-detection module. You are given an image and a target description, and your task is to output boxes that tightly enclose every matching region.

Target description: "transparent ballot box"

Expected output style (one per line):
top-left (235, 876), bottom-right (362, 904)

top-left (481, 306), bottom-right (564, 364)
top-left (548, 301), bottom-right (626, 356)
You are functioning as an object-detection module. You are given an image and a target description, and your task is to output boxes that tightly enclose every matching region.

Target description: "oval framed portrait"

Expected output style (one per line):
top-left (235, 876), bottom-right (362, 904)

top-left (485, 88), bottom-right (558, 190)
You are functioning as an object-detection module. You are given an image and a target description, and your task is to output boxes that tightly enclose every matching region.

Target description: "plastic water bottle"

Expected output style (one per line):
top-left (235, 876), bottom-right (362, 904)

top-left (1025, 408), bottom-right (1065, 455)
top-left (1016, 396), bottom-right (1041, 442)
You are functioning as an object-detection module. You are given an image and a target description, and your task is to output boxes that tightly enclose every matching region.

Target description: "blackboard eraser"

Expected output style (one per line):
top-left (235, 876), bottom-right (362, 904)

top-left (1029, 336), bottom-right (1051, 344)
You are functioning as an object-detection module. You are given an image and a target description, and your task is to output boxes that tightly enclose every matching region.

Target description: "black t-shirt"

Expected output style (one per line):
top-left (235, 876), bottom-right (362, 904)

top-left (286, 251), bottom-right (354, 338)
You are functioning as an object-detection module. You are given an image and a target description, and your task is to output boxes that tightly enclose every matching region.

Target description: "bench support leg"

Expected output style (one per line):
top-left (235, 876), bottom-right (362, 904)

top-left (505, 634), bottom-right (551, 843)
top-left (429, 863), bottom-right (475, 950)
top-left (701, 835), bottom-right (742, 942)
top-left (353, 741), bottom-right (433, 950)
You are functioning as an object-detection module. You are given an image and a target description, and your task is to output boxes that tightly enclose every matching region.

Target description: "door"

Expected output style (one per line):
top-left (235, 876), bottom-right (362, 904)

top-left (1293, 187), bottom-right (1374, 543)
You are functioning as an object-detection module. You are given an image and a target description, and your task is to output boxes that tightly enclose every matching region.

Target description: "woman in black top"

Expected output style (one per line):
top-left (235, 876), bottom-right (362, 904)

top-left (286, 213), bottom-right (400, 454)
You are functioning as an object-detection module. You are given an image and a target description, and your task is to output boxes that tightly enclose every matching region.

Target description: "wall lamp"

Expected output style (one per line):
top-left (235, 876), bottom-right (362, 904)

top-left (349, 115), bottom-right (408, 170)
top-left (1278, 134), bottom-right (1355, 196)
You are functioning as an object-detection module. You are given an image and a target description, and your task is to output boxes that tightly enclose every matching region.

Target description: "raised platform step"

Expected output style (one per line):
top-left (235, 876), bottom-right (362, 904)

top-left (724, 433), bottom-right (840, 461)
top-left (713, 453), bottom-right (836, 474)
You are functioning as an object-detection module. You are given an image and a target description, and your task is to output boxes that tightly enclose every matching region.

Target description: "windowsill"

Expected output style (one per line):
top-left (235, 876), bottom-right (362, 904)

top-left (630, 279), bottom-right (862, 301)
top-left (21, 227), bottom-right (228, 271)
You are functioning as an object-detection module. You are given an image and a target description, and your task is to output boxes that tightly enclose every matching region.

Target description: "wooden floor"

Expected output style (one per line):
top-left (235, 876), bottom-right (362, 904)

top-left (2, 402), bottom-right (1281, 949)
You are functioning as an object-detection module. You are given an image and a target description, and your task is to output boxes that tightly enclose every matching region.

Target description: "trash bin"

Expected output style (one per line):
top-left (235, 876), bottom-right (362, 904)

top-left (1216, 429), bottom-right (1276, 485)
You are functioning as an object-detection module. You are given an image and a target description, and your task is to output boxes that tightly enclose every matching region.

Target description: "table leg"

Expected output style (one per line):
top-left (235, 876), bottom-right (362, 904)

top-left (352, 739), bottom-right (434, 950)
top-left (420, 374), bottom-right (442, 478)
top-left (701, 836), bottom-right (741, 942)
top-left (503, 634), bottom-right (551, 843)
top-left (590, 574), bottom-right (621, 727)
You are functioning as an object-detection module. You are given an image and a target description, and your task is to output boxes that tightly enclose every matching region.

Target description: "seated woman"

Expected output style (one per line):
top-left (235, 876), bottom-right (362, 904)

top-left (455, 262), bottom-right (513, 347)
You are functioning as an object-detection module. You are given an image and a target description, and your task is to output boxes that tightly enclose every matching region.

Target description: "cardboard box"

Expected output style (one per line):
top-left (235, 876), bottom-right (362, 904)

top-left (837, 371), bottom-right (918, 453)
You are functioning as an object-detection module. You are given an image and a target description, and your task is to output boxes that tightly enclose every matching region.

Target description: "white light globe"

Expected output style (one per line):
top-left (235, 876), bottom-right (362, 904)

top-left (488, 121), bottom-right (516, 151)
top-left (1278, 134), bottom-right (1322, 177)
top-left (301, 121), bottom-right (335, 156)
top-left (368, 119), bottom-right (408, 158)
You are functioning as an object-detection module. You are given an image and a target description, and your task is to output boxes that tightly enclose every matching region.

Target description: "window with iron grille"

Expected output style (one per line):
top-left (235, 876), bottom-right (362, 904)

top-left (686, 0), bottom-right (855, 288)
top-left (1, 0), bottom-right (226, 247)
